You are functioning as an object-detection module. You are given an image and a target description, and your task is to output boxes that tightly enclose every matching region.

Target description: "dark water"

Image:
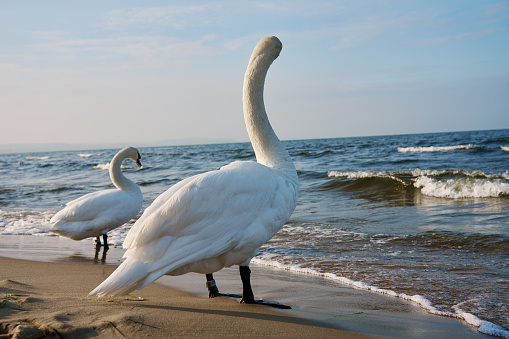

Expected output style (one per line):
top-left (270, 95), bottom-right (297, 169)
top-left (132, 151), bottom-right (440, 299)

top-left (1, 129), bottom-right (508, 335)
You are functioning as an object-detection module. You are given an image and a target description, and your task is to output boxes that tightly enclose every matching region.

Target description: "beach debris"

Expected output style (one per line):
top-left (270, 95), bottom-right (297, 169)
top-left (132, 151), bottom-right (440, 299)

top-left (0, 299), bottom-right (26, 311)
top-left (127, 318), bottom-right (159, 329)
top-left (106, 321), bottom-right (128, 338)
top-left (124, 295), bottom-right (144, 301)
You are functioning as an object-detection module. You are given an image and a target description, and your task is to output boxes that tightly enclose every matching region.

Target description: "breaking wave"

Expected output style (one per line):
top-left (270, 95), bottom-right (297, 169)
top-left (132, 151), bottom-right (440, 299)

top-left (78, 153), bottom-right (103, 157)
top-left (397, 144), bottom-right (476, 153)
top-left (327, 169), bottom-right (509, 198)
top-left (26, 156), bottom-right (51, 160)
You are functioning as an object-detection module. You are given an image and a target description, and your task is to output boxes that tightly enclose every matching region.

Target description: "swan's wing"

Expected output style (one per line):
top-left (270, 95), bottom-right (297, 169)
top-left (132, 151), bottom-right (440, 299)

top-left (123, 161), bottom-right (297, 253)
top-left (51, 189), bottom-right (140, 226)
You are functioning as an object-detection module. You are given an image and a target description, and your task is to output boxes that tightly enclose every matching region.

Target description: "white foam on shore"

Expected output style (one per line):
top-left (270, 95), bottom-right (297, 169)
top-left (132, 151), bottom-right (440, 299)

top-left (397, 144), bottom-right (476, 153)
top-left (252, 255), bottom-right (509, 338)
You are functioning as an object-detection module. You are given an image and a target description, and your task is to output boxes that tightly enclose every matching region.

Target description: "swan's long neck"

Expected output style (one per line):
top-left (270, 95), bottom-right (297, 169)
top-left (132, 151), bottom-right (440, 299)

top-left (243, 39), bottom-right (297, 179)
top-left (110, 150), bottom-right (139, 193)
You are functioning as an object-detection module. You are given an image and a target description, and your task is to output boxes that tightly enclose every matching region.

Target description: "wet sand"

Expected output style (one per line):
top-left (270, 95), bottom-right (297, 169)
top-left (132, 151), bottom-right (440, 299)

top-left (0, 235), bottom-right (491, 338)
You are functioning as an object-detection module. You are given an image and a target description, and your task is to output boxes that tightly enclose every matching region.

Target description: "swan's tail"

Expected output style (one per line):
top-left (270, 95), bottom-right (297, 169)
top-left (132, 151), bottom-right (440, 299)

top-left (89, 259), bottom-right (149, 298)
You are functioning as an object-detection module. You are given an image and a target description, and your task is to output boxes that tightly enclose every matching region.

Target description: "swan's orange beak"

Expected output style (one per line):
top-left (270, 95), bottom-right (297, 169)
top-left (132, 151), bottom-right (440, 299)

top-left (136, 157), bottom-right (142, 168)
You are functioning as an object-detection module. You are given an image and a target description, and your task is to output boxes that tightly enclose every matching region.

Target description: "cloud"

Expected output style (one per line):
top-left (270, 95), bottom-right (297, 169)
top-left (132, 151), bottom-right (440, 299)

top-left (420, 28), bottom-right (498, 45)
top-left (102, 1), bottom-right (336, 30)
top-left (28, 31), bottom-right (229, 69)
top-left (103, 4), bottom-right (221, 30)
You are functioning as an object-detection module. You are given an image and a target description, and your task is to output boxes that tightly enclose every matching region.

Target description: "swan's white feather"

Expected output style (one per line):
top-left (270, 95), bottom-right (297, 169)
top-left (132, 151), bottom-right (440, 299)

top-left (90, 161), bottom-right (297, 297)
top-left (50, 189), bottom-right (142, 240)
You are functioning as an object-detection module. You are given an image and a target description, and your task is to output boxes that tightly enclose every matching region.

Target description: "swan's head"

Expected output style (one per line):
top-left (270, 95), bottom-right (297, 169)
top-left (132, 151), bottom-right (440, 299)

top-left (121, 146), bottom-right (142, 168)
top-left (250, 36), bottom-right (283, 63)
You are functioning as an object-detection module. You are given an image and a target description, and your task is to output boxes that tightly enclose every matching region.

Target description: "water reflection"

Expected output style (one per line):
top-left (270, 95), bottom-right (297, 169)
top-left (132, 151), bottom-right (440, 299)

top-left (56, 246), bottom-right (109, 264)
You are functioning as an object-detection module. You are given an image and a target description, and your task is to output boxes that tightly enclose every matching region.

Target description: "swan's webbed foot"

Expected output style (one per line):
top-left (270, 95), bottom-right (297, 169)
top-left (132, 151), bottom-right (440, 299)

top-left (204, 268), bottom-right (291, 309)
top-left (205, 274), bottom-right (242, 299)
top-left (239, 296), bottom-right (291, 309)
top-left (206, 275), bottom-right (220, 298)
top-left (239, 266), bottom-right (291, 309)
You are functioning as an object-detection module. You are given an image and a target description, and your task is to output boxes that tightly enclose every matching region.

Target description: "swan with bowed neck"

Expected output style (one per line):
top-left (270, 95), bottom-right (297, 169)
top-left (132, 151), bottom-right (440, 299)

top-left (50, 147), bottom-right (143, 248)
top-left (90, 37), bottom-right (298, 307)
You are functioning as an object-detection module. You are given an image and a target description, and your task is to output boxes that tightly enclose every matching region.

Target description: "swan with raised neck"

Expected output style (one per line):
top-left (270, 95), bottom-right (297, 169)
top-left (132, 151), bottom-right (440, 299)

top-left (243, 36), bottom-right (297, 181)
top-left (89, 36), bottom-right (298, 308)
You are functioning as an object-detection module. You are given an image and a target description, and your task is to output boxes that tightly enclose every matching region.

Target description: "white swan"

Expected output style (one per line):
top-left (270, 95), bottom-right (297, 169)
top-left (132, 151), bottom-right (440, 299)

top-left (50, 147), bottom-right (143, 249)
top-left (89, 36), bottom-right (299, 308)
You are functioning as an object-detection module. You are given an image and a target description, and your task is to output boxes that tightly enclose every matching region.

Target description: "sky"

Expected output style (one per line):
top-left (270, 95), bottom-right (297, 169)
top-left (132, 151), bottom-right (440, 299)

top-left (1, 0), bottom-right (508, 152)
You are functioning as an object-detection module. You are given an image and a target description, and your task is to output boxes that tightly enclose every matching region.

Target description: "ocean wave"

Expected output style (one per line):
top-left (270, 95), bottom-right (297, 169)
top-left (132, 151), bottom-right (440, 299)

top-left (328, 169), bottom-right (509, 180)
top-left (0, 210), bottom-right (53, 235)
top-left (327, 170), bottom-right (408, 185)
top-left (92, 163), bottom-right (138, 171)
top-left (251, 255), bottom-right (509, 338)
top-left (78, 153), bottom-right (103, 157)
top-left (93, 163), bottom-right (110, 170)
top-left (411, 169), bottom-right (509, 180)
top-left (296, 150), bottom-right (334, 159)
top-left (26, 156), bottom-right (51, 160)
top-left (397, 144), bottom-right (476, 153)
top-left (326, 169), bottom-right (509, 199)
top-left (414, 176), bottom-right (509, 199)
top-left (390, 230), bottom-right (509, 253)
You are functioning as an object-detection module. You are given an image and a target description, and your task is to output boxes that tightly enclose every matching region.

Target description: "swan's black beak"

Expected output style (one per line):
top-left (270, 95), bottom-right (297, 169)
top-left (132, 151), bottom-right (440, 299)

top-left (136, 153), bottom-right (142, 168)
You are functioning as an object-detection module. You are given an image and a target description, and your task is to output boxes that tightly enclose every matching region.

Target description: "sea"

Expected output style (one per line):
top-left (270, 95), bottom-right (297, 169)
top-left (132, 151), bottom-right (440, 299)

top-left (1, 129), bottom-right (508, 337)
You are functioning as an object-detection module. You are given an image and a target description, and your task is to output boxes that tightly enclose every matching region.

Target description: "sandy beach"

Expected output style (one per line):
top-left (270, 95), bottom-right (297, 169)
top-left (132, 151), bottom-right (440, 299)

top-left (0, 236), bottom-right (492, 338)
top-left (1, 256), bottom-right (365, 338)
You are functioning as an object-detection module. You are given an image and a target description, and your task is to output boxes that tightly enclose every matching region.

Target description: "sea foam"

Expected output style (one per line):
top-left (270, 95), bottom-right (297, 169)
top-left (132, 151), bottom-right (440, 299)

top-left (92, 163), bottom-right (138, 171)
top-left (327, 170), bottom-right (407, 184)
top-left (414, 176), bottom-right (509, 198)
top-left (397, 144), bottom-right (475, 153)
top-left (252, 254), bottom-right (509, 338)
top-left (26, 156), bottom-right (52, 160)
top-left (78, 153), bottom-right (103, 157)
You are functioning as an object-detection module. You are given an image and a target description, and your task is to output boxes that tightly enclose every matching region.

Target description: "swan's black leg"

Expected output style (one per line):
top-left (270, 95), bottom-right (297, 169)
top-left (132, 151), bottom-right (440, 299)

top-left (205, 268), bottom-right (291, 309)
top-left (102, 234), bottom-right (109, 249)
top-left (206, 274), bottom-right (220, 298)
top-left (95, 236), bottom-right (101, 247)
top-left (239, 266), bottom-right (255, 303)
top-left (239, 265), bottom-right (291, 309)
top-left (205, 274), bottom-right (242, 299)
